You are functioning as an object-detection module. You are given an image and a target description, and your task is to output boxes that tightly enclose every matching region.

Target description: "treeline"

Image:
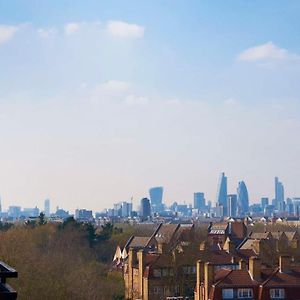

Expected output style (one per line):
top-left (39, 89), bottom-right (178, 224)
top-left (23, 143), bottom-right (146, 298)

top-left (0, 216), bottom-right (132, 300)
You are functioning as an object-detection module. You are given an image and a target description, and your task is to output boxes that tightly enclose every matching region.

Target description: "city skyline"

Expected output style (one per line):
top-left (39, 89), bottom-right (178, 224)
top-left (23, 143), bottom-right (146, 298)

top-left (0, 173), bottom-right (296, 213)
top-left (1, 1), bottom-right (300, 211)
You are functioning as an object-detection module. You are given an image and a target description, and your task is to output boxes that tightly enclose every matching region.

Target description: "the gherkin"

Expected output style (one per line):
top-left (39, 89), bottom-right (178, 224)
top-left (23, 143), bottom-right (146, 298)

top-left (237, 181), bottom-right (249, 216)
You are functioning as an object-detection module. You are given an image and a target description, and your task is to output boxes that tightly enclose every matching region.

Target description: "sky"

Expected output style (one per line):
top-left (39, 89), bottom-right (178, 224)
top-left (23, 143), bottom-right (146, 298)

top-left (0, 1), bottom-right (300, 212)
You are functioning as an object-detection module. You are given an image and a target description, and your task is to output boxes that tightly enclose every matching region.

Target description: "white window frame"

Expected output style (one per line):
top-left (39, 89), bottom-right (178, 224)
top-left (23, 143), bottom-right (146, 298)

top-left (238, 288), bottom-right (253, 298)
top-left (270, 288), bottom-right (285, 299)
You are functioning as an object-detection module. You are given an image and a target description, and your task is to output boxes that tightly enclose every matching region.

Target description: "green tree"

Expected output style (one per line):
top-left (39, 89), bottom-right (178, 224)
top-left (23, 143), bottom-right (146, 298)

top-left (38, 212), bottom-right (47, 226)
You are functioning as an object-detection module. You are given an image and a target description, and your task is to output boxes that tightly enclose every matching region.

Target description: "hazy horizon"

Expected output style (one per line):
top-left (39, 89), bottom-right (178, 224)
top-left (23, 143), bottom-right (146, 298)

top-left (1, 1), bottom-right (300, 212)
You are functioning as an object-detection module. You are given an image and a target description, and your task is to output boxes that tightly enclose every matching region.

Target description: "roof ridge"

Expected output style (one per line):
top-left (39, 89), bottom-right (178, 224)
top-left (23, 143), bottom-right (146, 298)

top-left (214, 269), bottom-right (233, 287)
top-left (260, 267), bottom-right (280, 286)
top-left (146, 223), bottom-right (162, 247)
top-left (124, 235), bottom-right (135, 249)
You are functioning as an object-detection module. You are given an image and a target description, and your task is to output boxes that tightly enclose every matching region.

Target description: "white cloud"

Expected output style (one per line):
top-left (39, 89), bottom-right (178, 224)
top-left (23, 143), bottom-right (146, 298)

top-left (237, 42), bottom-right (300, 62)
top-left (64, 22), bottom-right (80, 35)
top-left (123, 94), bottom-right (149, 106)
top-left (106, 20), bottom-right (144, 39)
top-left (37, 27), bottom-right (57, 38)
top-left (0, 25), bottom-right (18, 45)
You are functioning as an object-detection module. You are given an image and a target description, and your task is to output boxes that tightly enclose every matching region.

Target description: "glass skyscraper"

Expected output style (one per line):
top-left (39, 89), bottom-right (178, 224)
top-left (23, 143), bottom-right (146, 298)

top-left (194, 192), bottom-right (205, 210)
top-left (140, 198), bottom-right (151, 218)
top-left (275, 177), bottom-right (285, 212)
top-left (149, 186), bottom-right (163, 213)
top-left (216, 172), bottom-right (228, 216)
top-left (227, 194), bottom-right (238, 217)
top-left (237, 181), bottom-right (249, 216)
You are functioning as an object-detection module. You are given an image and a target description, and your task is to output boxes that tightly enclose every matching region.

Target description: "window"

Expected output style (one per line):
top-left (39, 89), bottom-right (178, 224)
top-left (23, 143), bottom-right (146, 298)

top-left (238, 289), bottom-right (253, 298)
top-left (162, 268), bottom-right (169, 277)
top-left (222, 288), bottom-right (234, 299)
top-left (182, 265), bottom-right (196, 274)
top-left (153, 286), bottom-right (162, 294)
top-left (153, 269), bottom-right (161, 277)
top-left (270, 289), bottom-right (285, 299)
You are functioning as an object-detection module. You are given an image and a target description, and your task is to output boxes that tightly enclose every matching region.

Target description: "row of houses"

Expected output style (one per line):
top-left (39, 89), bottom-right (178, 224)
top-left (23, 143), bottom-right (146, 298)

top-left (113, 220), bottom-right (300, 299)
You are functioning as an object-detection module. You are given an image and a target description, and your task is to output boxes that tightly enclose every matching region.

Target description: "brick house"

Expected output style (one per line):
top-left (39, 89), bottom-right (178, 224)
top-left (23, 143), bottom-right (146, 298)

top-left (194, 255), bottom-right (300, 300)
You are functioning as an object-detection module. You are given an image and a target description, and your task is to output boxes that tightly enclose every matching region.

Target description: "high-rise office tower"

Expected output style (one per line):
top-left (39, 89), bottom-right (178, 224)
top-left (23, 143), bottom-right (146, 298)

top-left (227, 194), bottom-right (238, 217)
top-left (194, 192), bottom-right (205, 210)
top-left (121, 202), bottom-right (132, 217)
top-left (149, 186), bottom-right (163, 213)
top-left (261, 197), bottom-right (269, 211)
top-left (140, 198), bottom-right (151, 218)
top-left (216, 172), bottom-right (228, 216)
top-left (237, 181), bottom-right (249, 216)
top-left (275, 177), bottom-right (285, 211)
top-left (44, 199), bottom-right (50, 217)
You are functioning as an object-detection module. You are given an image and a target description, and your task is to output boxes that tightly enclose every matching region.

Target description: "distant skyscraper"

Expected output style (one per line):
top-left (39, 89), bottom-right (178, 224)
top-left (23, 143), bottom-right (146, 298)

top-left (194, 192), bottom-right (205, 210)
top-left (275, 177), bottom-right (285, 211)
top-left (44, 199), bottom-right (50, 217)
top-left (140, 198), bottom-right (151, 218)
top-left (227, 194), bottom-right (238, 217)
top-left (237, 181), bottom-right (249, 216)
top-left (261, 197), bottom-right (269, 211)
top-left (121, 201), bottom-right (132, 217)
top-left (216, 172), bottom-right (228, 216)
top-left (149, 186), bottom-right (163, 212)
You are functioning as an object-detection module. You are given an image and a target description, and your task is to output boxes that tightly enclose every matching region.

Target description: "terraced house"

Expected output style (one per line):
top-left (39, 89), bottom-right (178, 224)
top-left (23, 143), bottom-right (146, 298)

top-left (113, 220), bottom-right (300, 300)
top-left (195, 255), bottom-right (300, 300)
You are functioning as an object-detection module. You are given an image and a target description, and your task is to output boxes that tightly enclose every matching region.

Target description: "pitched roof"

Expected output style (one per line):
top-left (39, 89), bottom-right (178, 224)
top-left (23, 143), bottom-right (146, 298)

top-left (236, 249), bottom-right (257, 260)
top-left (269, 231), bottom-right (287, 240)
top-left (155, 224), bottom-right (180, 244)
top-left (132, 223), bottom-right (160, 236)
top-left (249, 232), bottom-right (272, 240)
top-left (128, 236), bottom-right (151, 248)
top-left (283, 231), bottom-right (298, 241)
top-left (239, 239), bottom-right (257, 250)
top-left (215, 269), bottom-right (258, 287)
top-left (229, 222), bottom-right (247, 239)
top-left (209, 223), bottom-right (228, 235)
top-left (199, 250), bottom-right (236, 265)
top-left (262, 267), bottom-right (300, 287)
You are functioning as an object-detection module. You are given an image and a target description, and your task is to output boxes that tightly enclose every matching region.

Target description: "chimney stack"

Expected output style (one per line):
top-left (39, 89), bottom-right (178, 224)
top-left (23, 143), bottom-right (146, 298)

top-left (239, 259), bottom-right (247, 270)
top-left (279, 255), bottom-right (291, 273)
top-left (157, 242), bottom-right (167, 254)
top-left (127, 248), bottom-right (134, 299)
top-left (249, 256), bottom-right (261, 281)
top-left (204, 263), bottom-right (214, 300)
top-left (196, 260), bottom-right (204, 300)
top-left (224, 238), bottom-right (236, 253)
top-left (137, 249), bottom-right (146, 298)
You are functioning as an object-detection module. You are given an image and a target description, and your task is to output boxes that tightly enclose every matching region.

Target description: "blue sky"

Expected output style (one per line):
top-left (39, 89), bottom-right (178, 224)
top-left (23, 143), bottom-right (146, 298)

top-left (0, 1), bottom-right (300, 211)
